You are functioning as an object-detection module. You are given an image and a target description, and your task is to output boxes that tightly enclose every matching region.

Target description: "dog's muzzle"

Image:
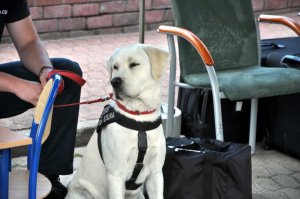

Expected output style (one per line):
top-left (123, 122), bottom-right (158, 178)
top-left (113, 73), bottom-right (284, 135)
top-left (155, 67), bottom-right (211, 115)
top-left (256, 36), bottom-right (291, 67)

top-left (111, 77), bottom-right (122, 89)
top-left (111, 77), bottom-right (123, 99)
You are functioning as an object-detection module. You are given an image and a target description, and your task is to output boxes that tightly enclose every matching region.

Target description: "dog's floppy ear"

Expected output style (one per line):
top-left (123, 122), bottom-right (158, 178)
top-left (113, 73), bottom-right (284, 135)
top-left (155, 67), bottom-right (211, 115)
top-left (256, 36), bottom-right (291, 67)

top-left (142, 45), bottom-right (169, 80)
top-left (107, 48), bottom-right (121, 79)
top-left (107, 56), bottom-right (113, 79)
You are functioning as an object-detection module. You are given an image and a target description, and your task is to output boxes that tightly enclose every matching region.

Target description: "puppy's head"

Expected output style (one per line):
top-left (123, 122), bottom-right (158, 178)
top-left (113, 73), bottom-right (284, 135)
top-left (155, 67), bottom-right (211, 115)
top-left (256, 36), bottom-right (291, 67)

top-left (107, 44), bottom-right (169, 108)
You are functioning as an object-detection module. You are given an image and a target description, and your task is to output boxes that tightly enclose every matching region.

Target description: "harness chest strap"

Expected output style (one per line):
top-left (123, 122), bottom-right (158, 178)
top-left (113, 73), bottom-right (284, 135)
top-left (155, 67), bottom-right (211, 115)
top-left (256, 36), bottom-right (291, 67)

top-left (96, 105), bottom-right (162, 190)
top-left (125, 131), bottom-right (147, 190)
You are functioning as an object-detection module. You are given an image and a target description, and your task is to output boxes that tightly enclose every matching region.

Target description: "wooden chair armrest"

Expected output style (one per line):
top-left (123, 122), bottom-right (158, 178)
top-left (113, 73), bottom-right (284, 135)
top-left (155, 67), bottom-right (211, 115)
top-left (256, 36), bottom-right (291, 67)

top-left (258, 14), bottom-right (300, 36)
top-left (157, 25), bottom-right (214, 66)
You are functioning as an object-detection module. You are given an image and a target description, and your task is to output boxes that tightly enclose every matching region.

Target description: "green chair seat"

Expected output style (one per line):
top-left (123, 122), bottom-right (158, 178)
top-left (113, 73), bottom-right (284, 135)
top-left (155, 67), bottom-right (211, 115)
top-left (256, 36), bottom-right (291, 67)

top-left (184, 65), bottom-right (300, 100)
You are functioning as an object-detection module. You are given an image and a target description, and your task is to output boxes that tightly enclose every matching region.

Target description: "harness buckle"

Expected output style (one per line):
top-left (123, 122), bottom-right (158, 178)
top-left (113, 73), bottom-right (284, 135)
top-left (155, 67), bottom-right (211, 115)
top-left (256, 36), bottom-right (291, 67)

top-left (138, 131), bottom-right (147, 151)
top-left (135, 163), bottom-right (144, 170)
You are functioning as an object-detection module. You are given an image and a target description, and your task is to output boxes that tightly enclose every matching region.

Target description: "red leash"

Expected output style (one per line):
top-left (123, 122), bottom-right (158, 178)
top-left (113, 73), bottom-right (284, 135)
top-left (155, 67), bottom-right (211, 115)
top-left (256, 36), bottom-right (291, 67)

top-left (47, 69), bottom-right (156, 114)
top-left (46, 69), bottom-right (113, 108)
top-left (54, 93), bottom-right (113, 108)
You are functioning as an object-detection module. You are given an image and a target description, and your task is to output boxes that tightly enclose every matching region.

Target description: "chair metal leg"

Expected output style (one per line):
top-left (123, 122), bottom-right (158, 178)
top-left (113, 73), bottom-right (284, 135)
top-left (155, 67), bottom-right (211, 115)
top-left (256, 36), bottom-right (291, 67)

top-left (206, 66), bottom-right (224, 141)
top-left (0, 149), bottom-right (10, 199)
top-left (166, 34), bottom-right (177, 138)
top-left (249, 98), bottom-right (258, 154)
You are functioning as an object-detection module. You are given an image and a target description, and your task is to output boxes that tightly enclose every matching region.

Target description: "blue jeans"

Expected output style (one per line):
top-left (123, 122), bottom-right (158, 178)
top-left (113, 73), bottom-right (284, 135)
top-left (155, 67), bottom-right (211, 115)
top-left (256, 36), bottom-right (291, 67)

top-left (0, 58), bottom-right (82, 175)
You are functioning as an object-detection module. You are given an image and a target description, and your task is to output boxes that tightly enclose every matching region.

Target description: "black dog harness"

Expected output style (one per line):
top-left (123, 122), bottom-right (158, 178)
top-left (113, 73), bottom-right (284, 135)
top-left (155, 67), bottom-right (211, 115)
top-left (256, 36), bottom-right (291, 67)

top-left (96, 104), bottom-right (162, 190)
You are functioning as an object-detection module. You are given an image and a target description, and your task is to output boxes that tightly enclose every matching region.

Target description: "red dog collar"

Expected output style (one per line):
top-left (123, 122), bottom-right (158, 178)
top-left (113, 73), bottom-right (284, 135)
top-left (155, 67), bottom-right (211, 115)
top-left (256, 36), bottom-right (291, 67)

top-left (115, 100), bottom-right (157, 115)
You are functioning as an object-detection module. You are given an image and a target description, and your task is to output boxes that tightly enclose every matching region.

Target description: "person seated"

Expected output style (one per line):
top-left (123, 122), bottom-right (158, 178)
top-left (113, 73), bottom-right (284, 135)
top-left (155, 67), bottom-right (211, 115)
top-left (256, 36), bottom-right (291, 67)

top-left (0, 0), bottom-right (82, 198)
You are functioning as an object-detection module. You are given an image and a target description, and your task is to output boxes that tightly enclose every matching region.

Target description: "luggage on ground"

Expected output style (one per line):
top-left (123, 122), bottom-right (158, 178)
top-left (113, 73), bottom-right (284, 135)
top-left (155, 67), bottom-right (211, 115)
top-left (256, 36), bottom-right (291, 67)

top-left (260, 37), bottom-right (300, 159)
top-left (260, 93), bottom-right (300, 159)
top-left (163, 137), bottom-right (252, 199)
top-left (261, 37), bottom-right (300, 67)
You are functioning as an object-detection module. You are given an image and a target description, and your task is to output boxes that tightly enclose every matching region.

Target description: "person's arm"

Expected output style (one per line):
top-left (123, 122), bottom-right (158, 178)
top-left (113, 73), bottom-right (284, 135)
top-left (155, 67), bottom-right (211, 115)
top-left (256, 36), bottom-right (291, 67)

top-left (2, 16), bottom-right (53, 105)
top-left (0, 72), bottom-right (42, 105)
top-left (6, 16), bottom-right (53, 86)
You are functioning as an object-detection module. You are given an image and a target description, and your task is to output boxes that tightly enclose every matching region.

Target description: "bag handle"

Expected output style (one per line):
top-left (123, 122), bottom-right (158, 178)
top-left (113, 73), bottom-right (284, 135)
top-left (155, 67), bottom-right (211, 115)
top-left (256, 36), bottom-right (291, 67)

top-left (170, 138), bottom-right (232, 152)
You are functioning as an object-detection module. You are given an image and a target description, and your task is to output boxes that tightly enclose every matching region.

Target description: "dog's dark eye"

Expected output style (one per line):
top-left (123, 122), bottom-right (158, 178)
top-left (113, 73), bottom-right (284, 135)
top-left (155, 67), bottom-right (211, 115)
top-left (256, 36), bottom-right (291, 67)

top-left (113, 65), bottom-right (118, 70)
top-left (129, 62), bottom-right (140, 69)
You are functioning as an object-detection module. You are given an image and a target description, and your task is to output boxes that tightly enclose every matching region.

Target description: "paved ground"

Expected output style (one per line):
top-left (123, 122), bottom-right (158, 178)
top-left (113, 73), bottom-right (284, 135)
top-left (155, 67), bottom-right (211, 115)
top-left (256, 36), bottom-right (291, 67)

top-left (2, 12), bottom-right (300, 198)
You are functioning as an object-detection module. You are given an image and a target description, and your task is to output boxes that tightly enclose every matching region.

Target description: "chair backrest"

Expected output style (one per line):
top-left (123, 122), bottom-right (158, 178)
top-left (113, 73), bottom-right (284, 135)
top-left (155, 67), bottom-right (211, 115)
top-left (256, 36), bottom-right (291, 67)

top-left (28, 74), bottom-right (62, 199)
top-left (172, 0), bottom-right (260, 77)
top-left (34, 81), bottom-right (53, 144)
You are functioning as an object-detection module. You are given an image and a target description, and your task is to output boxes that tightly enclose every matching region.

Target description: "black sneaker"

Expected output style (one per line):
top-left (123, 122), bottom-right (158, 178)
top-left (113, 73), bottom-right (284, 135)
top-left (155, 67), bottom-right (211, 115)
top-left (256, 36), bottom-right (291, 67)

top-left (44, 175), bottom-right (68, 199)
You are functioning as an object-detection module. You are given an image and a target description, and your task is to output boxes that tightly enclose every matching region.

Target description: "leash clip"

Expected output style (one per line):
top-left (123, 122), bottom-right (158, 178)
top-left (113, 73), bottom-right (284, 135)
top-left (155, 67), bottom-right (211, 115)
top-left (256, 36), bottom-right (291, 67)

top-left (102, 93), bottom-right (113, 101)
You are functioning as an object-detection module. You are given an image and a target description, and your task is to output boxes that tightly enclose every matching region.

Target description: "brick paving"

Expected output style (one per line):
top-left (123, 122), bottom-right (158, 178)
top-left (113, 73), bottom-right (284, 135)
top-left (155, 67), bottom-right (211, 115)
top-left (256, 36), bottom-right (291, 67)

top-left (1, 12), bottom-right (300, 199)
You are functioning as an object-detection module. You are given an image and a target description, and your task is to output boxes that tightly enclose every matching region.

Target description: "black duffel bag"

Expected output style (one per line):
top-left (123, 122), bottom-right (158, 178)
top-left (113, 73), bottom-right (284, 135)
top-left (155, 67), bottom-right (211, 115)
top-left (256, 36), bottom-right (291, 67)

top-left (177, 87), bottom-right (253, 143)
top-left (163, 137), bottom-right (252, 199)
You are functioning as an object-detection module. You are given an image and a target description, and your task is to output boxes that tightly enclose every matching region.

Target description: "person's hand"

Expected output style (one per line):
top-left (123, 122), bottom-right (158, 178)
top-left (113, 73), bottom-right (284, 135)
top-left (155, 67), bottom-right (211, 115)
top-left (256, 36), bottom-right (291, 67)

top-left (39, 67), bottom-right (53, 87)
top-left (14, 78), bottom-right (43, 106)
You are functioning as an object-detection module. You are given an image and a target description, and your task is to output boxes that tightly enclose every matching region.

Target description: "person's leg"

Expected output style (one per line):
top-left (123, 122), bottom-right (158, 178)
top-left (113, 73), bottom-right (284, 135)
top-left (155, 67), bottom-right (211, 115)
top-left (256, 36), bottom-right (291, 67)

top-left (40, 58), bottom-right (82, 199)
top-left (38, 58), bottom-right (82, 175)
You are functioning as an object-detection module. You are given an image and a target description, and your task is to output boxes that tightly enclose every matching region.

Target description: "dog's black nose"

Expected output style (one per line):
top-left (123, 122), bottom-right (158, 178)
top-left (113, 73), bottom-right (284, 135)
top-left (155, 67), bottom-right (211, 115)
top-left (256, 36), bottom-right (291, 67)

top-left (111, 77), bottom-right (122, 88)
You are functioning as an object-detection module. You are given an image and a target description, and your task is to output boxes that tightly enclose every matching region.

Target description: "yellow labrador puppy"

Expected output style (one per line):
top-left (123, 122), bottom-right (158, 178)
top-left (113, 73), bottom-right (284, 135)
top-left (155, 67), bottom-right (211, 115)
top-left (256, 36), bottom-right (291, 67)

top-left (66, 44), bottom-right (169, 199)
